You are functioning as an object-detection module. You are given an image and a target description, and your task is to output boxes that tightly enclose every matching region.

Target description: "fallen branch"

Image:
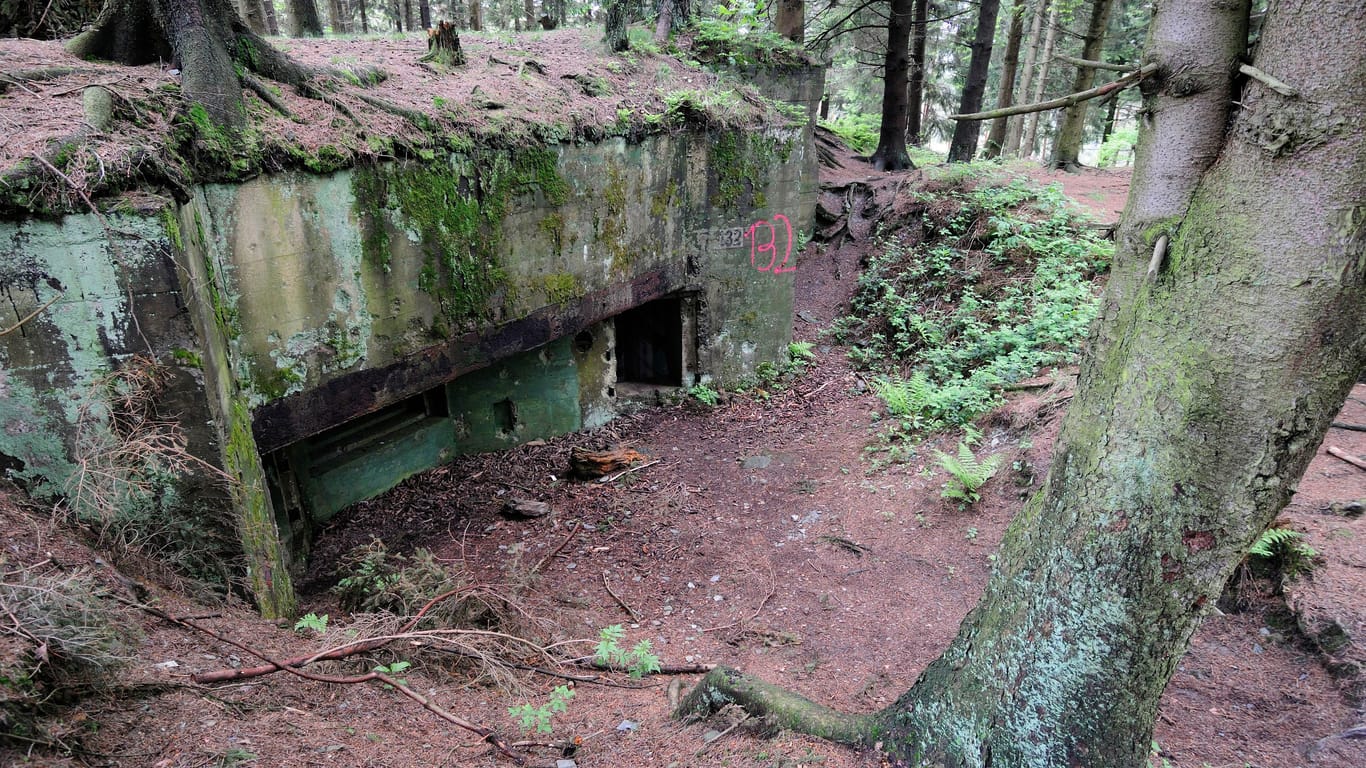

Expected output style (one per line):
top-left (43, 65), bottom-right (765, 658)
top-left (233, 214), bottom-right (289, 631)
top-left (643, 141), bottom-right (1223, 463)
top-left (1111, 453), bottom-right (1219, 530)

top-left (0, 291), bottom-right (64, 337)
top-left (193, 584), bottom-right (480, 683)
top-left (118, 596), bottom-right (526, 763)
top-left (602, 570), bottom-right (641, 622)
top-left (696, 712), bottom-right (751, 755)
top-left (1331, 422), bottom-right (1366, 433)
top-left (951, 62), bottom-right (1160, 121)
top-left (597, 458), bottom-right (662, 483)
top-left (532, 522), bottom-right (581, 575)
top-left (584, 659), bottom-right (715, 675)
top-left (701, 565), bottom-right (776, 633)
top-left (1327, 446), bottom-right (1366, 471)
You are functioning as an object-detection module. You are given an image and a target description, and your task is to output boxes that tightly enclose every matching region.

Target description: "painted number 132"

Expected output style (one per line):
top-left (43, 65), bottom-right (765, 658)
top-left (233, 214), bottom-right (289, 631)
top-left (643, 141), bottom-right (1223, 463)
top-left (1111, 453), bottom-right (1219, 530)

top-left (746, 214), bottom-right (795, 275)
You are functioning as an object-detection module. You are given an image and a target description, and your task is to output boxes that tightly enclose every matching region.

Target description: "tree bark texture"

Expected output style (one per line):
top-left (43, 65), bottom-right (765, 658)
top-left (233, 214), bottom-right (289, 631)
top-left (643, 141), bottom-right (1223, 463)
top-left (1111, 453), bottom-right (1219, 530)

top-left (947, 0), bottom-right (1002, 161)
top-left (357, 0), bottom-right (368, 32)
top-left (1004, 0), bottom-right (1049, 155)
top-left (870, 0), bottom-right (914, 170)
top-left (326, 0), bottom-right (348, 33)
top-left (905, 0), bottom-right (928, 146)
top-left (682, 1), bottom-right (1366, 764)
top-left (524, 0), bottom-right (534, 31)
top-left (288, 0), bottom-right (325, 36)
top-left (983, 0), bottom-right (1026, 158)
top-left (1022, 1), bottom-right (1060, 157)
top-left (467, 0), bottom-right (480, 30)
top-left (237, 0), bottom-right (269, 34)
top-left (263, 0), bottom-right (280, 33)
top-left (775, 0), bottom-right (803, 43)
top-left (1050, 0), bottom-right (1116, 168)
top-left (605, 0), bottom-right (628, 51)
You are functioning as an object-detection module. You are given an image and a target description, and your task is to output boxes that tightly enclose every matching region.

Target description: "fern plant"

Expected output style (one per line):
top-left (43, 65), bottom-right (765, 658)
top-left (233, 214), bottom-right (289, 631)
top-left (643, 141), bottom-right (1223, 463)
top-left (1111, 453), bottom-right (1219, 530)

top-left (933, 442), bottom-right (1004, 504)
top-left (1248, 525), bottom-right (1318, 576)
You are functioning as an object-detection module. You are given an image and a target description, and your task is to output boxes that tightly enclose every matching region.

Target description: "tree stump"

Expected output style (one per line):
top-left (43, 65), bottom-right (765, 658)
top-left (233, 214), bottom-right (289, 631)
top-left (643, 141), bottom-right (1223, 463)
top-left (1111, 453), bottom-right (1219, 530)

top-left (423, 20), bottom-right (466, 67)
top-left (538, 14), bottom-right (557, 30)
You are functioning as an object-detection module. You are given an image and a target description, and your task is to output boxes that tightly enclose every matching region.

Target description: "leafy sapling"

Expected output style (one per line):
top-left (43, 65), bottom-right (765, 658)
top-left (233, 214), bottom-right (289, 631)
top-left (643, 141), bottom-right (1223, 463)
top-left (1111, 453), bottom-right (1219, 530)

top-left (594, 624), bottom-right (662, 678)
top-left (508, 684), bottom-right (575, 734)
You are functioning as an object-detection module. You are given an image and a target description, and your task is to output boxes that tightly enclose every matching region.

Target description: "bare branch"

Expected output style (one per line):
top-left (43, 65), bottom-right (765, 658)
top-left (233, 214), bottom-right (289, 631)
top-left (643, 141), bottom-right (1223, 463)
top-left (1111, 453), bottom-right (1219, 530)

top-left (950, 63), bottom-right (1159, 121)
top-left (1239, 63), bottom-right (1299, 97)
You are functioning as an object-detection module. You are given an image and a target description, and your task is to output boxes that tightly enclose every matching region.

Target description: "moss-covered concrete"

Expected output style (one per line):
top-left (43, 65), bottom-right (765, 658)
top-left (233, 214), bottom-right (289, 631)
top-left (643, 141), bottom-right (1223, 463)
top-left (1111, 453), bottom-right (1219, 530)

top-left (0, 64), bottom-right (825, 614)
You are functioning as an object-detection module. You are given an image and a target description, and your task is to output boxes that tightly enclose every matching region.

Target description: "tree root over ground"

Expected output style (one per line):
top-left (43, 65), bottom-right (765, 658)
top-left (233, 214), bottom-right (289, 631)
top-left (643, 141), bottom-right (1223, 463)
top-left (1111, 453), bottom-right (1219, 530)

top-left (675, 666), bottom-right (874, 747)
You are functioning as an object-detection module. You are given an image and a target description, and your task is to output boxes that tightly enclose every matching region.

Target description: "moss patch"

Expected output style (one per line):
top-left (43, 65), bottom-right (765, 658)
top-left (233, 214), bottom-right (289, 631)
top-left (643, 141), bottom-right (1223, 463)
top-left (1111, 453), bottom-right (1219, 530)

top-left (351, 147), bottom-right (568, 330)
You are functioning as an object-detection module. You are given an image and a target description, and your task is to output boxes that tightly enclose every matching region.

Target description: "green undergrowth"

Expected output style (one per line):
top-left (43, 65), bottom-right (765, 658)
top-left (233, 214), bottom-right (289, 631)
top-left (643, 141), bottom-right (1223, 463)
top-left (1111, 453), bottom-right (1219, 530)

top-left (833, 166), bottom-right (1112, 447)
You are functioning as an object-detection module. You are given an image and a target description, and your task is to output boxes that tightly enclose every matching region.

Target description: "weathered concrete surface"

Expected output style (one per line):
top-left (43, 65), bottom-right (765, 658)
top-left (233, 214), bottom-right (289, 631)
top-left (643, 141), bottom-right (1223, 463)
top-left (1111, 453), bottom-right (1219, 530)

top-left (0, 64), bottom-right (825, 613)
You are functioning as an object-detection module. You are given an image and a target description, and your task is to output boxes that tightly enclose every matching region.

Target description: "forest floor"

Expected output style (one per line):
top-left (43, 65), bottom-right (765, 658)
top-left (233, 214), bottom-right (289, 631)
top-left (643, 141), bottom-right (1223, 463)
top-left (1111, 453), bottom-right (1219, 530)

top-left (3, 160), bottom-right (1365, 768)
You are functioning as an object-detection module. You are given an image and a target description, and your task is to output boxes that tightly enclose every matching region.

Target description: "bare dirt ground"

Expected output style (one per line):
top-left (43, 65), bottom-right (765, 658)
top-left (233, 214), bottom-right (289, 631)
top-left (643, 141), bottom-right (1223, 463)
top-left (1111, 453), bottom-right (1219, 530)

top-left (3, 163), bottom-right (1364, 768)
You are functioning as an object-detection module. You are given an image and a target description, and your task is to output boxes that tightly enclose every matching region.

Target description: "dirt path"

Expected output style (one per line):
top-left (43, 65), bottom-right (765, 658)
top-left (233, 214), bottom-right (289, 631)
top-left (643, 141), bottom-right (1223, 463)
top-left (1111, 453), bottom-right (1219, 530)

top-left (8, 164), bottom-right (1362, 768)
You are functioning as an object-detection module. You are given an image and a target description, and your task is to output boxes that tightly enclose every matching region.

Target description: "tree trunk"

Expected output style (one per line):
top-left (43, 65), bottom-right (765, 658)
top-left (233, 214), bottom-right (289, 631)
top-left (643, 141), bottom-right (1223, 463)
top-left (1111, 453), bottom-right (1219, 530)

top-left (288, 0), bottom-right (325, 36)
top-left (238, 0), bottom-right (270, 34)
top-left (653, 0), bottom-right (688, 43)
top-left (264, 0), bottom-right (280, 34)
top-left (905, 0), bottom-right (928, 146)
top-left (326, 0), bottom-right (347, 33)
top-left (868, 0), bottom-right (914, 170)
top-left (467, 0), bottom-right (479, 30)
top-left (1004, 0), bottom-right (1048, 156)
top-left (775, 0), bottom-right (803, 42)
top-left (605, 0), bottom-right (628, 51)
top-left (392, 1), bottom-right (403, 32)
top-left (524, 0), bottom-right (534, 31)
top-left (1101, 91), bottom-right (1118, 142)
top-left (678, 0), bottom-right (1366, 762)
top-left (946, 0), bottom-right (1002, 162)
top-left (357, 0), bottom-right (368, 32)
top-left (419, 0), bottom-right (430, 29)
top-left (983, 0), bottom-right (1026, 158)
top-left (1022, 0), bottom-right (1059, 158)
top-left (1050, 0), bottom-right (1116, 169)
top-left (422, 19), bottom-right (464, 65)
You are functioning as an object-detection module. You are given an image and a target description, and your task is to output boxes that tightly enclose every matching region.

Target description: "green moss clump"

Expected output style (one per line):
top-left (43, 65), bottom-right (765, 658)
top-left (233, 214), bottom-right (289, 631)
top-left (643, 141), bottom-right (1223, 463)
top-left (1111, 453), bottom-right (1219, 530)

top-left (352, 146), bottom-right (568, 330)
top-left (541, 273), bottom-right (583, 305)
top-left (171, 347), bottom-right (203, 369)
top-left (712, 131), bottom-right (786, 213)
top-left (650, 180), bottom-right (679, 219)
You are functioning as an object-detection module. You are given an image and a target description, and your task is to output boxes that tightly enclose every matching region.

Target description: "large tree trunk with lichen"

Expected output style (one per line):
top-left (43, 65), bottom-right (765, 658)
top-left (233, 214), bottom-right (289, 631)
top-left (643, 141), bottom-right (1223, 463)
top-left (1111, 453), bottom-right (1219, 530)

top-left (982, 0), bottom-right (1025, 158)
top-left (869, 0), bottom-right (914, 170)
top-left (679, 0), bottom-right (1366, 763)
top-left (946, 0), bottom-right (1001, 162)
top-left (1050, 0), bottom-right (1116, 169)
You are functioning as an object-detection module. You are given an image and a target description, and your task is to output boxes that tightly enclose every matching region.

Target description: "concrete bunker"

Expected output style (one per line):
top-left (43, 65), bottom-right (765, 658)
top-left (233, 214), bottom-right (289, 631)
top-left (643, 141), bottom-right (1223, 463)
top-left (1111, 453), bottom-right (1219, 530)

top-left (0, 57), bottom-right (824, 615)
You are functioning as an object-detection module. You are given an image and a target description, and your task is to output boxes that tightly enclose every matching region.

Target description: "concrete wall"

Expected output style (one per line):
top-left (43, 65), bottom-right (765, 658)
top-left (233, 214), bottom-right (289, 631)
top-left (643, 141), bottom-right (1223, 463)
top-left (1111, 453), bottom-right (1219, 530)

top-left (0, 65), bottom-right (824, 612)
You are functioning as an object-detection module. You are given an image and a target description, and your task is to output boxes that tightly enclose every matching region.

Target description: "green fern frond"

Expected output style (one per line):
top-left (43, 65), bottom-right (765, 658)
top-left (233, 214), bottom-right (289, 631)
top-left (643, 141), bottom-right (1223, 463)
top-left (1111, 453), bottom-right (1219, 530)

top-left (1248, 526), bottom-right (1316, 559)
top-left (934, 442), bottom-right (1003, 504)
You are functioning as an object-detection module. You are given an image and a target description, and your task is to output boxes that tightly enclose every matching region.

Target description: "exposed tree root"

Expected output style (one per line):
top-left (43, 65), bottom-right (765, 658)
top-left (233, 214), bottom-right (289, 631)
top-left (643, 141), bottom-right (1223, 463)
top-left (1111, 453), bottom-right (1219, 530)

top-left (674, 666), bottom-right (874, 747)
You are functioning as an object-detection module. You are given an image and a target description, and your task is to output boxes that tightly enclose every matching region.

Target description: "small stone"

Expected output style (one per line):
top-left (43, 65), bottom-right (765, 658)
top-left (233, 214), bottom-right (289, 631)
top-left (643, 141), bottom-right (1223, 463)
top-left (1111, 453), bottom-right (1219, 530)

top-left (501, 498), bottom-right (551, 519)
top-left (556, 760), bottom-right (577, 768)
top-left (1252, 643), bottom-right (1264, 654)
top-left (702, 729), bottom-right (723, 743)
top-left (616, 719), bottom-right (638, 732)
top-left (154, 660), bottom-right (179, 669)
top-left (742, 454), bottom-right (773, 470)
top-left (709, 575), bottom-right (721, 583)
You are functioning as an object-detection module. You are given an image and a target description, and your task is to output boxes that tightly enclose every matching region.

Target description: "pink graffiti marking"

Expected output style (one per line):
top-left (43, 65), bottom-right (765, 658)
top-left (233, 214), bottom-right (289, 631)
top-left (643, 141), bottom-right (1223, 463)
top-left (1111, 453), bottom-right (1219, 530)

top-left (745, 214), bottom-right (795, 274)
